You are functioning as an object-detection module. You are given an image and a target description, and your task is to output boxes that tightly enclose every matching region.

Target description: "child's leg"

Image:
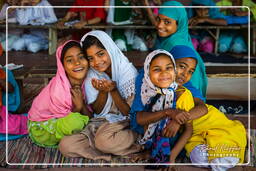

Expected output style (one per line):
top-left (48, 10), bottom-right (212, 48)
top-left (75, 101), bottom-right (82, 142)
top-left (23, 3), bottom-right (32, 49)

top-left (29, 112), bottom-right (89, 147)
top-left (94, 120), bottom-right (141, 155)
top-left (190, 144), bottom-right (210, 168)
top-left (210, 157), bottom-right (239, 171)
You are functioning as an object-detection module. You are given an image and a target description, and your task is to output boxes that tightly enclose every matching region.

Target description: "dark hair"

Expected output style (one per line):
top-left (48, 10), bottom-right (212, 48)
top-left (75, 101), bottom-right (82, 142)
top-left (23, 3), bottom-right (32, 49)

top-left (61, 41), bottom-right (82, 64)
top-left (81, 35), bottom-right (105, 57)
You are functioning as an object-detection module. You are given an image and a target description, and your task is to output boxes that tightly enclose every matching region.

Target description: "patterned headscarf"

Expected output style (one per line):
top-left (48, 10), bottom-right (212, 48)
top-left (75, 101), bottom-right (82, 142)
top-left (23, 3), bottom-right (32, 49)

top-left (139, 49), bottom-right (178, 144)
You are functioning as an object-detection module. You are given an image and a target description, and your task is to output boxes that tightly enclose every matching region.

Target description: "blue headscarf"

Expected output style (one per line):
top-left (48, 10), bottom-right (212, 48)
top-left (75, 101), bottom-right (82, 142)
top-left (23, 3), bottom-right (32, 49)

top-left (155, 1), bottom-right (208, 97)
top-left (170, 45), bottom-right (205, 101)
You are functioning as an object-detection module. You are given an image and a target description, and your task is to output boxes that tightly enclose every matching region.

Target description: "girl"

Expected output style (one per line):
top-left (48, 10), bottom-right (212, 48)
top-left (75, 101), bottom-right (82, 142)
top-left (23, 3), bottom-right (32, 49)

top-left (59, 30), bottom-right (140, 161)
top-left (154, 1), bottom-right (208, 98)
top-left (170, 45), bottom-right (247, 170)
top-left (28, 40), bottom-right (91, 147)
top-left (0, 68), bottom-right (28, 141)
top-left (130, 49), bottom-right (192, 168)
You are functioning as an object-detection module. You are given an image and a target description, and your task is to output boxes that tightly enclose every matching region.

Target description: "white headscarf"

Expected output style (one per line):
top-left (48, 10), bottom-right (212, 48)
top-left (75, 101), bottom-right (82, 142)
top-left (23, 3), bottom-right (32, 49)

top-left (81, 30), bottom-right (138, 119)
top-left (139, 49), bottom-right (178, 144)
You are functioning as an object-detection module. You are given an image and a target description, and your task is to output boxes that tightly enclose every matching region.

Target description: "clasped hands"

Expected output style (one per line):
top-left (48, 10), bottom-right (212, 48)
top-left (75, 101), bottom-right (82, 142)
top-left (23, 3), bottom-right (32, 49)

top-left (91, 78), bottom-right (117, 93)
top-left (162, 109), bottom-right (191, 138)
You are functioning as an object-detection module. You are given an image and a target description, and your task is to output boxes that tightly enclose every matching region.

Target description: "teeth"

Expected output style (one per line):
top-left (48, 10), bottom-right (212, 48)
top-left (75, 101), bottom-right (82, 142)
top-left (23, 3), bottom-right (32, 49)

top-left (73, 67), bottom-right (83, 72)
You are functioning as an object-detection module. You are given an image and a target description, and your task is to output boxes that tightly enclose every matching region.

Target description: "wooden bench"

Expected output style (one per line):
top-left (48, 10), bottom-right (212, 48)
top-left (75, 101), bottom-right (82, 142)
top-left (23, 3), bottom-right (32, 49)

top-left (1, 23), bottom-right (255, 55)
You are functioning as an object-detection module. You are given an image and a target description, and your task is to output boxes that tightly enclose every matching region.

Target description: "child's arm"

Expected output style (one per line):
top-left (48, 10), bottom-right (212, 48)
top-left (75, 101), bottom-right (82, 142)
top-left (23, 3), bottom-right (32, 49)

top-left (169, 122), bottom-right (193, 163)
top-left (189, 17), bottom-right (227, 26)
top-left (137, 109), bottom-right (190, 126)
top-left (90, 79), bottom-right (108, 114)
top-left (189, 97), bottom-right (208, 120)
top-left (57, 12), bottom-right (78, 28)
top-left (110, 88), bottom-right (131, 116)
top-left (73, 17), bottom-right (102, 29)
top-left (71, 85), bottom-right (92, 117)
top-left (99, 79), bottom-right (131, 115)
top-left (143, 0), bottom-right (157, 26)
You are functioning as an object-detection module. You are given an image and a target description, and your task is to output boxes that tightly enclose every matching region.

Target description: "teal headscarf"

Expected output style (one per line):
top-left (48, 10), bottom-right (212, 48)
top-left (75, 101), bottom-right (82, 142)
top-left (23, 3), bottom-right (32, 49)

top-left (2, 69), bottom-right (21, 112)
top-left (156, 1), bottom-right (208, 97)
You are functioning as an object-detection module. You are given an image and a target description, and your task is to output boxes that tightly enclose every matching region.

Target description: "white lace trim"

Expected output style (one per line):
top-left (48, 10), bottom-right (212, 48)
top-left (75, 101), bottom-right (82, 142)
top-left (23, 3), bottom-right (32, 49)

top-left (119, 78), bottom-right (136, 100)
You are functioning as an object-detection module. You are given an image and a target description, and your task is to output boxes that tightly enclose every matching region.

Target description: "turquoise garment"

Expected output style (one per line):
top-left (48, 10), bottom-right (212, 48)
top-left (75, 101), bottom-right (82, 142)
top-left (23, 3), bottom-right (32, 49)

top-left (156, 1), bottom-right (208, 97)
top-left (2, 69), bottom-right (20, 112)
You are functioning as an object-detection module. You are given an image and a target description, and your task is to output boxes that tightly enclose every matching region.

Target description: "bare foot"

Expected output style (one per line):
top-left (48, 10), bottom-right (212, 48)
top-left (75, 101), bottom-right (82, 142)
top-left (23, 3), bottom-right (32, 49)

top-left (129, 150), bottom-right (151, 162)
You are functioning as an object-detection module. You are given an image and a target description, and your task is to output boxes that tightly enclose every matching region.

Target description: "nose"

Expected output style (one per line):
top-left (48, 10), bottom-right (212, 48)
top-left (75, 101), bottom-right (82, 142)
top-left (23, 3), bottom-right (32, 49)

top-left (156, 20), bottom-right (164, 29)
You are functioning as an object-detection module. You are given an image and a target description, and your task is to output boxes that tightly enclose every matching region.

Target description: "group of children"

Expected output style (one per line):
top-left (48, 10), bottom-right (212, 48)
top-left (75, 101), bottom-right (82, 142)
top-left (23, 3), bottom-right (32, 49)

top-left (1, 0), bottom-right (254, 54)
top-left (1, 1), bottom-right (248, 170)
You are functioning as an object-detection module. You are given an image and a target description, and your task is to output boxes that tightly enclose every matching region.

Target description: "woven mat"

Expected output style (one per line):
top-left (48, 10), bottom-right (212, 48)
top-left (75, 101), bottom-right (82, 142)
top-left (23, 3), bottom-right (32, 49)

top-left (0, 129), bottom-right (255, 169)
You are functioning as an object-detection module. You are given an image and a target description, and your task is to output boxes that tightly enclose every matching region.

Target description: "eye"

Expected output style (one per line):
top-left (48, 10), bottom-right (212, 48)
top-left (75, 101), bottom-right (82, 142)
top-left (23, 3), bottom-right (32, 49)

top-left (98, 52), bottom-right (104, 57)
top-left (164, 20), bottom-right (171, 25)
top-left (66, 59), bottom-right (72, 63)
top-left (179, 64), bottom-right (185, 69)
top-left (153, 68), bottom-right (161, 72)
top-left (166, 66), bottom-right (173, 70)
top-left (189, 70), bottom-right (194, 74)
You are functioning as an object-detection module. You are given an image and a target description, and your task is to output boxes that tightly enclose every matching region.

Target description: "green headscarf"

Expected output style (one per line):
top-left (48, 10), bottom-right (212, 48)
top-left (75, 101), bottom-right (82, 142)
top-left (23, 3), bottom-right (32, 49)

top-left (156, 1), bottom-right (208, 97)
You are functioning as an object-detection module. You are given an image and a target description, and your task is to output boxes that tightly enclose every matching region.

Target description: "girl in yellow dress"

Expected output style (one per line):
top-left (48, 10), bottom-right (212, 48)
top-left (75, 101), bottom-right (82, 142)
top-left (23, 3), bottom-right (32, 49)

top-left (170, 45), bottom-right (247, 170)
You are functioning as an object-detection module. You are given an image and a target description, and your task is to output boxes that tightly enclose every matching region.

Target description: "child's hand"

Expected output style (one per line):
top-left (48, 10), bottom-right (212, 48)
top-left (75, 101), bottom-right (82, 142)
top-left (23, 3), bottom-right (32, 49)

top-left (73, 21), bottom-right (85, 29)
top-left (173, 110), bottom-right (190, 125)
top-left (92, 78), bottom-right (116, 92)
top-left (71, 85), bottom-right (84, 112)
top-left (189, 17), bottom-right (206, 26)
top-left (162, 120), bottom-right (180, 137)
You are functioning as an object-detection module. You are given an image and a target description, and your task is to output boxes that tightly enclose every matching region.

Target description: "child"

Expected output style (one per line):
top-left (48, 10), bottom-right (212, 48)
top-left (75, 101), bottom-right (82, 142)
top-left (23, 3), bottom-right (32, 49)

top-left (28, 40), bottom-right (91, 147)
top-left (0, 68), bottom-right (28, 141)
top-left (153, 1), bottom-right (208, 98)
top-left (170, 45), bottom-right (247, 170)
top-left (216, 0), bottom-right (251, 54)
top-left (56, 0), bottom-right (106, 42)
top-left (58, 30), bottom-right (140, 161)
top-left (12, 0), bottom-right (57, 53)
top-left (130, 50), bottom-right (192, 169)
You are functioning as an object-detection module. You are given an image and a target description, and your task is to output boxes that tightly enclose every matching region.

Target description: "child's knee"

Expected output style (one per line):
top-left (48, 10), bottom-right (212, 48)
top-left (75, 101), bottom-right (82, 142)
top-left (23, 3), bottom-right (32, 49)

top-left (190, 144), bottom-right (208, 165)
top-left (58, 136), bottom-right (76, 156)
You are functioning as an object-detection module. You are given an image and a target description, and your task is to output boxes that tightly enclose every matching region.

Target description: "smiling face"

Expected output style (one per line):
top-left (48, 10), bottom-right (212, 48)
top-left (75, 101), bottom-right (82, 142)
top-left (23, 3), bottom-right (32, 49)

top-left (86, 44), bottom-right (111, 74)
top-left (156, 14), bottom-right (177, 37)
top-left (149, 54), bottom-right (175, 88)
top-left (175, 57), bottom-right (197, 86)
top-left (63, 46), bottom-right (88, 85)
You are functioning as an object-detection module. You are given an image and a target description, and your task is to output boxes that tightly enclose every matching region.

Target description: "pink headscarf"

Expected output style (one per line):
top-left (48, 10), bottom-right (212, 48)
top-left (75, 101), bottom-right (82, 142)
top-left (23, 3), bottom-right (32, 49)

top-left (28, 40), bottom-right (82, 122)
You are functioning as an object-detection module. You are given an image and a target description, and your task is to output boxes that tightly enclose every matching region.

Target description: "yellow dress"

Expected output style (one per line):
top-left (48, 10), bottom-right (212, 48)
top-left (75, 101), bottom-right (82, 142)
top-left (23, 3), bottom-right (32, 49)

top-left (176, 87), bottom-right (247, 163)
